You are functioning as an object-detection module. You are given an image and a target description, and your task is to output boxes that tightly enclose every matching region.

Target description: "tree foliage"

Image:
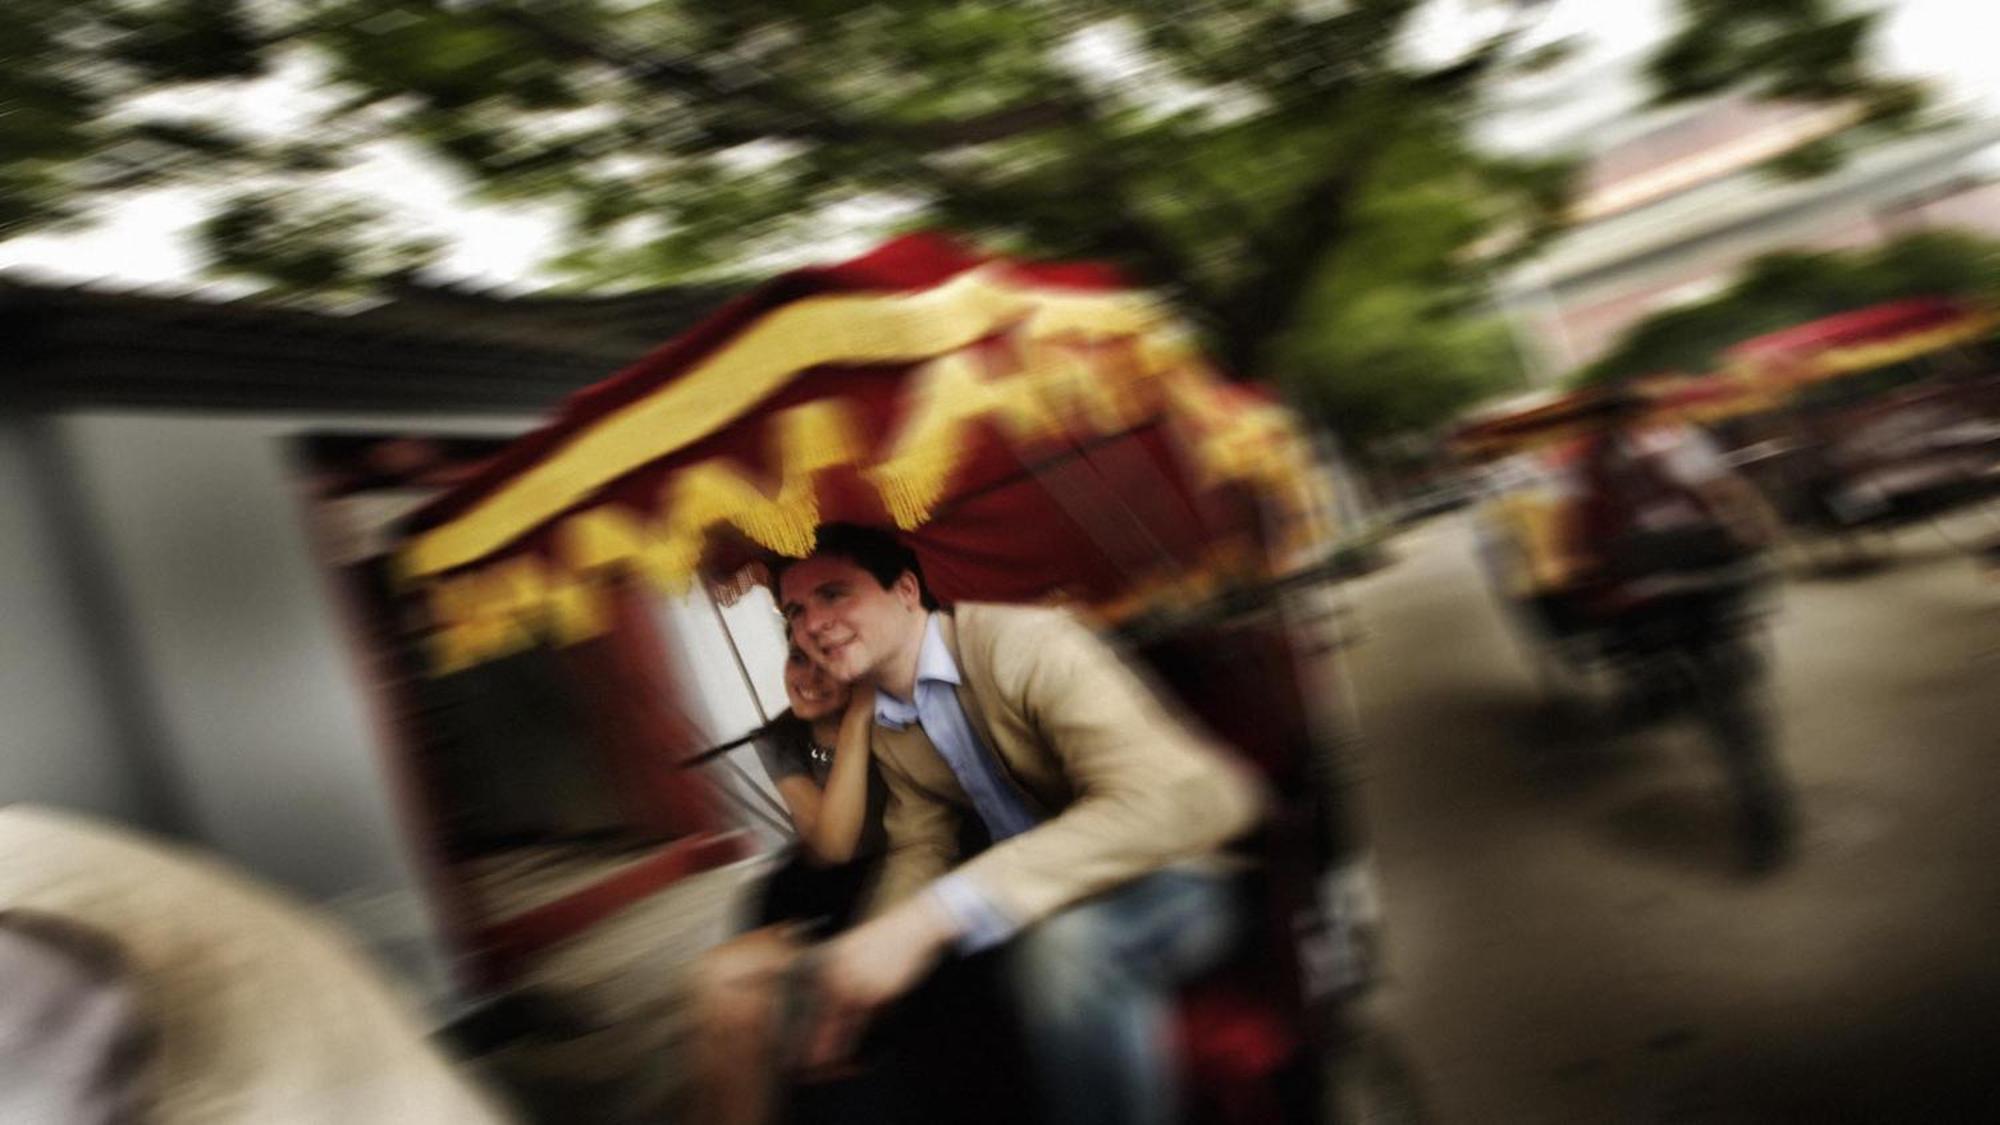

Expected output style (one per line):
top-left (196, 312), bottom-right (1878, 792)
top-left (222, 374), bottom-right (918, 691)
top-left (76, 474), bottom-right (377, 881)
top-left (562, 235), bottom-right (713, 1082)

top-left (1273, 109), bottom-right (1537, 442)
top-left (0, 0), bottom-right (1920, 440)
top-left (1579, 230), bottom-right (2000, 386)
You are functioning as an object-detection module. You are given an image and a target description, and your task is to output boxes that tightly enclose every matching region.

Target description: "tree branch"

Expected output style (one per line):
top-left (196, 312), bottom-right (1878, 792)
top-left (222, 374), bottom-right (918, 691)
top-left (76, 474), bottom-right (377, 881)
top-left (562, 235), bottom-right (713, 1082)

top-left (1054, 82), bottom-right (1225, 316)
top-left (1208, 17), bottom-right (1539, 381)
top-left (475, 3), bottom-right (1266, 318)
top-left (479, 4), bottom-right (1082, 153)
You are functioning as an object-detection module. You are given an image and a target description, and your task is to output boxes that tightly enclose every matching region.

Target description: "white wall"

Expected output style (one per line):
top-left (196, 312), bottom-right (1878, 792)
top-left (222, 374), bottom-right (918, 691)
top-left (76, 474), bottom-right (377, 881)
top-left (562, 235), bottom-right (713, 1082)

top-left (36, 408), bottom-right (787, 1003)
top-left (55, 411), bottom-right (533, 1003)
top-left (0, 415), bottom-right (147, 823)
top-left (654, 586), bottom-right (795, 846)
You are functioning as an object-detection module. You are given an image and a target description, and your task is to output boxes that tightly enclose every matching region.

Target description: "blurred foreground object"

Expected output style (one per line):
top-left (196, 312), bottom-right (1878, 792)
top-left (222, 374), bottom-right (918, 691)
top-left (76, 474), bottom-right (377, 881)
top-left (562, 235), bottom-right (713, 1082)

top-left (0, 805), bottom-right (511, 1125)
top-left (0, 909), bottom-right (151, 1125)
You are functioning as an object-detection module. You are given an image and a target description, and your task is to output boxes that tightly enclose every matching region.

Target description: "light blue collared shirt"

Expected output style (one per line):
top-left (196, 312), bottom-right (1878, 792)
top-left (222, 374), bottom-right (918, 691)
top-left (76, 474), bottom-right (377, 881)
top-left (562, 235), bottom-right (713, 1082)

top-left (875, 614), bottom-right (1043, 951)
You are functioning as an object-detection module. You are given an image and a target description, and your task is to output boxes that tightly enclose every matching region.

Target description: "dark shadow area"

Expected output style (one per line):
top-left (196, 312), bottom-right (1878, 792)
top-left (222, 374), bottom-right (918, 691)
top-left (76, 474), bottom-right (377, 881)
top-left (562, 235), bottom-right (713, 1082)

top-left (1647, 991), bottom-right (2000, 1123)
top-left (1497, 695), bottom-right (1674, 800)
top-left (1596, 780), bottom-right (1745, 878)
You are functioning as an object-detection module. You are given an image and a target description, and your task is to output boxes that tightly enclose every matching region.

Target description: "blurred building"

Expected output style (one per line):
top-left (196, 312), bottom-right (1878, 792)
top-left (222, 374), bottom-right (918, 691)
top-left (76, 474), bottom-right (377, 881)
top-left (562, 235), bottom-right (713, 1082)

top-left (1493, 85), bottom-right (2000, 380)
top-left (0, 277), bottom-right (742, 1004)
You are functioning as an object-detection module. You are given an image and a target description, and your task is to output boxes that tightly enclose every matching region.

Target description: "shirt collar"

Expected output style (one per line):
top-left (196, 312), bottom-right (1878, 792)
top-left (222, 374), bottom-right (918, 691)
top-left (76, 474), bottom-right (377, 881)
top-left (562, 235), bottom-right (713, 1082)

top-left (873, 613), bottom-right (959, 729)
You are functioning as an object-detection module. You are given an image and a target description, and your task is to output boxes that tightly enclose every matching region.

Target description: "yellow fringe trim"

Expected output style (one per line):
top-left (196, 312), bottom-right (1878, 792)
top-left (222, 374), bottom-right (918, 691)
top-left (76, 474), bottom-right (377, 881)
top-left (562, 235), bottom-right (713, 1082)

top-left (400, 270), bottom-right (1172, 581)
top-left (415, 319), bottom-right (1330, 674)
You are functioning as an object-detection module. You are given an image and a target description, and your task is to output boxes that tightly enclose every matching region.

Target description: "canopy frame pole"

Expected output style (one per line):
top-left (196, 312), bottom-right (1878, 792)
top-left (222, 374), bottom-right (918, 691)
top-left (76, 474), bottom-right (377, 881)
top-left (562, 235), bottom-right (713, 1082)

top-left (710, 758), bottom-right (796, 837)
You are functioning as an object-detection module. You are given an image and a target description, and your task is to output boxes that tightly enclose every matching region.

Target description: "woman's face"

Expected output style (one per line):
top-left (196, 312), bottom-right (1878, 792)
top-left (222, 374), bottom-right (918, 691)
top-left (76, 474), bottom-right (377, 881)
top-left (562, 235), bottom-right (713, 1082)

top-left (783, 645), bottom-right (849, 723)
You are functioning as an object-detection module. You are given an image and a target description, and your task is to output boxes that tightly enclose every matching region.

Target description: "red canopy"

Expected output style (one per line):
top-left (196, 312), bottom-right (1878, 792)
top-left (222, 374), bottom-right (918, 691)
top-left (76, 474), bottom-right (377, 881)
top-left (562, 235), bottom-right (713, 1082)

top-left (1724, 296), bottom-right (1995, 383)
top-left (1630, 371), bottom-right (1780, 424)
top-left (398, 233), bottom-right (1325, 672)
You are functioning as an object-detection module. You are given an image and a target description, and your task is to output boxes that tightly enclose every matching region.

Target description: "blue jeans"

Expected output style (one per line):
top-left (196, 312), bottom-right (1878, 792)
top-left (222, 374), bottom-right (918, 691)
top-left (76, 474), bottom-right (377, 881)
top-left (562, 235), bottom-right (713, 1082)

top-left (1004, 869), bottom-right (1242, 1125)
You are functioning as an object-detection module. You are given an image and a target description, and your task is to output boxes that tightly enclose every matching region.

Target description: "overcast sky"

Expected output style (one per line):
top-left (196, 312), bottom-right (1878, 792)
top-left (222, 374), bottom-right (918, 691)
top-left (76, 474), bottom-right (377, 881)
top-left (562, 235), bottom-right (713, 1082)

top-left (3, 0), bottom-right (1995, 292)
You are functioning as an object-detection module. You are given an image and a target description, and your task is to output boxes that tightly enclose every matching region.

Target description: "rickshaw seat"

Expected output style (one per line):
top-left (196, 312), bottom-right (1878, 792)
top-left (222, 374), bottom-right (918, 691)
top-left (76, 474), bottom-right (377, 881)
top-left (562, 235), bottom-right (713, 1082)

top-left (1176, 945), bottom-right (1309, 1125)
top-left (1136, 620), bottom-right (1337, 1125)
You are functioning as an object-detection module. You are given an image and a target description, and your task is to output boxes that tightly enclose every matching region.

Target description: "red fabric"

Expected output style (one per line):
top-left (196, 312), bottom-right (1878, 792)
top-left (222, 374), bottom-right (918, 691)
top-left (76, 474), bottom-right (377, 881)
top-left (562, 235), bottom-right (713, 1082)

top-left (557, 580), bottom-right (729, 840)
top-left (1724, 296), bottom-right (1978, 365)
top-left (476, 832), bottom-right (747, 984)
top-left (404, 232), bottom-right (1256, 614)
top-left (406, 232), bottom-right (1135, 539)
top-left (891, 423), bottom-right (1236, 608)
top-left (1141, 621), bottom-right (1332, 1125)
top-left (1569, 428), bottom-right (1726, 584)
top-left (406, 235), bottom-right (979, 533)
top-left (1176, 983), bottom-right (1298, 1125)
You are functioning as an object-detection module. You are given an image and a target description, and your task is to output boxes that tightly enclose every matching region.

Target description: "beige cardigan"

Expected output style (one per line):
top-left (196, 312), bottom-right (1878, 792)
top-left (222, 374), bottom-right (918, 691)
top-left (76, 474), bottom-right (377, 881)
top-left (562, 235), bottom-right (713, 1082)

top-left (865, 603), bottom-right (1267, 927)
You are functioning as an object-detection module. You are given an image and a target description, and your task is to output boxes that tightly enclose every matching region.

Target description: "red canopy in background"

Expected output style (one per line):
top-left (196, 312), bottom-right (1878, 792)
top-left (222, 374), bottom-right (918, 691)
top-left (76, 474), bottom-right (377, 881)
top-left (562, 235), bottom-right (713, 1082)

top-left (398, 233), bottom-right (1325, 673)
top-left (1450, 374), bottom-right (1775, 458)
top-left (1725, 296), bottom-right (1996, 384)
top-left (1453, 297), bottom-right (1997, 457)
top-left (1632, 370), bottom-right (1782, 425)
top-left (1447, 388), bottom-right (1620, 458)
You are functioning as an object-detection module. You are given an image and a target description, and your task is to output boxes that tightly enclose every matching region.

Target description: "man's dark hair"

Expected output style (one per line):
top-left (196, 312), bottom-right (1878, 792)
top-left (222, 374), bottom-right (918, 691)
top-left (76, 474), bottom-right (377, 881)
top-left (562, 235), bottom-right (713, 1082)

top-left (773, 522), bottom-right (939, 609)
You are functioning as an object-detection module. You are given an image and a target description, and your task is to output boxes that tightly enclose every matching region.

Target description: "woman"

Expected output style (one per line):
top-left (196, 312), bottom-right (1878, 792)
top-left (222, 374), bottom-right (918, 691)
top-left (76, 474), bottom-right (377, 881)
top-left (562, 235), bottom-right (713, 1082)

top-left (747, 645), bottom-right (882, 933)
top-left (691, 644), bottom-right (881, 1125)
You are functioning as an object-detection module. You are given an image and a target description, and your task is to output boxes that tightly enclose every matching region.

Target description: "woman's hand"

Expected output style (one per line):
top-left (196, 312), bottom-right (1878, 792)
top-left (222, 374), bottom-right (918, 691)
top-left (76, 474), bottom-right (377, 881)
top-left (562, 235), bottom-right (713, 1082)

top-left (802, 691), bottom-right (877, 865)
top-left (840, 689), bottom-right (875, 739)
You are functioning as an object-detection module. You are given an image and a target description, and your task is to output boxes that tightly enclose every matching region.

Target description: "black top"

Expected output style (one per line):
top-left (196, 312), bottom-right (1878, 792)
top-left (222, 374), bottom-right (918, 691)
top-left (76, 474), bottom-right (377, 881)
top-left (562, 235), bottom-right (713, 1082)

top-left (749, 710), bottom-right (887, 857)
top-left (753, 711), bottom-right (832, 788)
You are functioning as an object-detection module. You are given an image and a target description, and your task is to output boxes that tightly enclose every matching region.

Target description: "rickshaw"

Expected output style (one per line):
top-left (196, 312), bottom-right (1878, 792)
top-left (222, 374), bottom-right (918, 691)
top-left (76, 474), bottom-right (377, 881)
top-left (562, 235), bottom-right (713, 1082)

top-left (1450, 386), bottom-right (1793, 868)
top-left (392, 233), bottom-right (1374, 1122)
top-left (1715, 297), bottom-right (2000, 562)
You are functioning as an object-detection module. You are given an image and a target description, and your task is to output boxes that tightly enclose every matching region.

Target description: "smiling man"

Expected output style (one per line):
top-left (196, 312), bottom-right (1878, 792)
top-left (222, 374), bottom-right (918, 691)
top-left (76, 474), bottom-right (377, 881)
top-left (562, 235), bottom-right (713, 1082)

top-left (774, 524), bottom-right (1265, 1125)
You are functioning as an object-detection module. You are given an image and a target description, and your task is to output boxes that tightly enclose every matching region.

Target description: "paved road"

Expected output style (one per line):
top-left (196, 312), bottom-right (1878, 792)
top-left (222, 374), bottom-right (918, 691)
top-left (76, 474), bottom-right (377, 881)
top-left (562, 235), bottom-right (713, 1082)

top-left (1340, 512), bottom-right (2000, 1123)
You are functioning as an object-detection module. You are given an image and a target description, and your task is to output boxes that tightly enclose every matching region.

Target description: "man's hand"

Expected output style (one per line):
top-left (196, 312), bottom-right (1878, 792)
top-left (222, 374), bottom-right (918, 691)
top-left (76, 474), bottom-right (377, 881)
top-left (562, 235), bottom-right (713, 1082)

top-left (803, 895), bottom-right (958, 1072)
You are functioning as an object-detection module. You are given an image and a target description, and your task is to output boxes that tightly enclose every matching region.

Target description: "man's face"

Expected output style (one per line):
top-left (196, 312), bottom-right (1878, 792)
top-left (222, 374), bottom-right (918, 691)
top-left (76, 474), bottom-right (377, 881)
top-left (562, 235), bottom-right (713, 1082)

top-left (777, 554), bottom-right (924, 685)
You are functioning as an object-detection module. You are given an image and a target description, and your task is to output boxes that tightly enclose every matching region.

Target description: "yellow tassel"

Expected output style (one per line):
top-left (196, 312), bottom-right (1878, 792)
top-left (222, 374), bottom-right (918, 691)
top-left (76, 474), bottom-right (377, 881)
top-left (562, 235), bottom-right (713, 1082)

top-left (549, 577), bottom-right (609, 646)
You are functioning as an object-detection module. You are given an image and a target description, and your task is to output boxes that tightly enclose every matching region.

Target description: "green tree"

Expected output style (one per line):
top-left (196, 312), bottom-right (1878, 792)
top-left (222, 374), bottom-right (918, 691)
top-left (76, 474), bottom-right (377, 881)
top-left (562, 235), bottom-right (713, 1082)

top-left (1580, 230), bottom-right (2000, 385)
top-left (1648, 0), bottom-right (1926, 179)
top-left (1274, 111), bottom-right (1536, 442)
top-left (1, 0), bottom-right (1919, 439)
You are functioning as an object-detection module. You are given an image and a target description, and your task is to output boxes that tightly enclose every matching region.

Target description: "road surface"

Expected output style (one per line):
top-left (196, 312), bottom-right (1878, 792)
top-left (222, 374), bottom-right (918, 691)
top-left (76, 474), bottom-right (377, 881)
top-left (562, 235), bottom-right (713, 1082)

top-left (1341, 511), bottom-right (2000, 1123)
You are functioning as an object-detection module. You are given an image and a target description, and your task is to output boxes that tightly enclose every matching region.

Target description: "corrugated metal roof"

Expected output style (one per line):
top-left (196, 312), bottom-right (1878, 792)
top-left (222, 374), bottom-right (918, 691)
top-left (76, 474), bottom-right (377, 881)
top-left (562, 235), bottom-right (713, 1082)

top-left (2, 277), bottom-right (731, 414)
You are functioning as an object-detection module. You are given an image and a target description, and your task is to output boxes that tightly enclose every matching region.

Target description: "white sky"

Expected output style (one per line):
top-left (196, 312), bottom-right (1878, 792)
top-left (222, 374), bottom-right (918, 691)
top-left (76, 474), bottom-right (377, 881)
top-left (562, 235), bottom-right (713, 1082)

top-left (3, 0), bottom-right (1995, 291)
